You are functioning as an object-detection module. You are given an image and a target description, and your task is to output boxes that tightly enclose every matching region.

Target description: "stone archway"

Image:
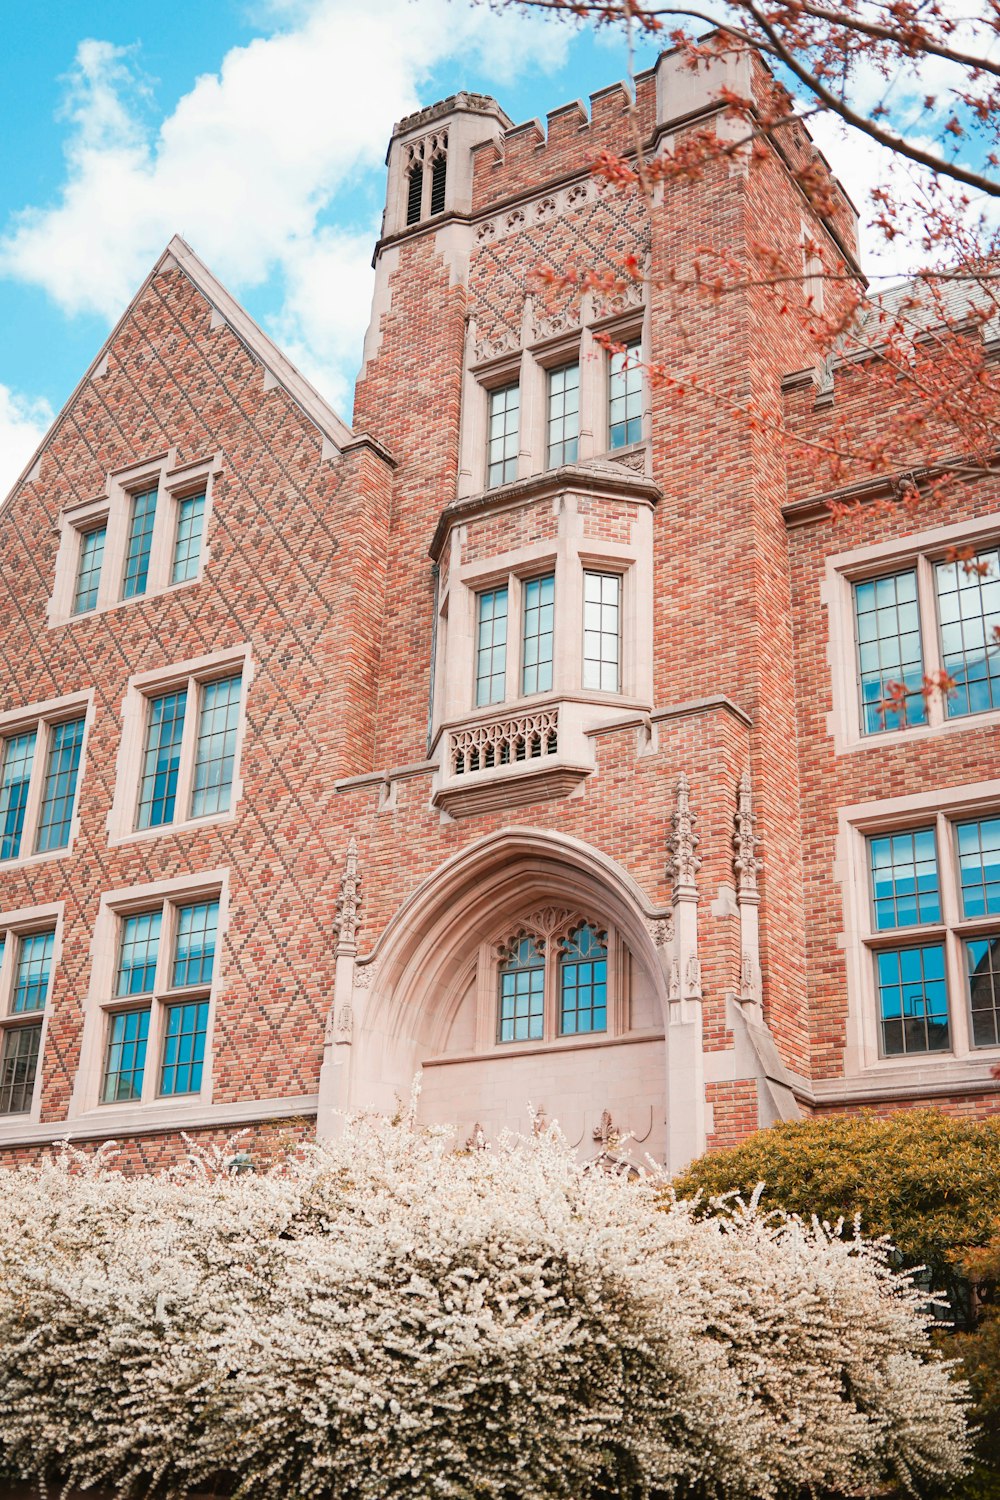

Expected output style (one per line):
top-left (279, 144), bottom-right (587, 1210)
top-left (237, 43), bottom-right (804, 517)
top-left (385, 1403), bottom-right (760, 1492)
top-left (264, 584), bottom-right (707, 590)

top-left (337, 828), bottom-right (675, 1161)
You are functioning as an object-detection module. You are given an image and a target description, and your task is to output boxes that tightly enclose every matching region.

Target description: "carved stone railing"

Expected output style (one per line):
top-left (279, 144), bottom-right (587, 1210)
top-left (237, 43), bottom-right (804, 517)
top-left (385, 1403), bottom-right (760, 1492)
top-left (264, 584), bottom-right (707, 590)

top-left (450, 705), bottom-right (559, 777)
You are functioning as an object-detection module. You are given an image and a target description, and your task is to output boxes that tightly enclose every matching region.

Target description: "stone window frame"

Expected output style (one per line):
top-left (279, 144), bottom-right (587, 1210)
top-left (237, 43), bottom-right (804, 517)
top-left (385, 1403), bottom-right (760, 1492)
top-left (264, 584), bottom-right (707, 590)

top-left (106, 644), bottom-right (252, 847)
top-left (823, 510), bottom-right (1000, 754)
top-left (471, 906), bottom-right (629, 1055)
top-left (455, 541), bottom-right (638, 718)
top-left (0, 901), bottom-right (62, 1125)
top-left (0, 691), bottom-right (93, 871)
top-left (837, 779), bottom-right (1000, 1078)
top-left (71, 870), bottom-right (229, 1121)
top-left (48, 450), bottom-right (221, 627)
top-left (459, 305), bottom-right (651, 499)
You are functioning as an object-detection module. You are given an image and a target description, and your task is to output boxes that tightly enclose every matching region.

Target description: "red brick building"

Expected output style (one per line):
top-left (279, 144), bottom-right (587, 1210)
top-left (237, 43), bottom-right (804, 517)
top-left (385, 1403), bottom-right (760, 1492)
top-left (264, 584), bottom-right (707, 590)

top-left (0, 46), bottom-right (996, 1172)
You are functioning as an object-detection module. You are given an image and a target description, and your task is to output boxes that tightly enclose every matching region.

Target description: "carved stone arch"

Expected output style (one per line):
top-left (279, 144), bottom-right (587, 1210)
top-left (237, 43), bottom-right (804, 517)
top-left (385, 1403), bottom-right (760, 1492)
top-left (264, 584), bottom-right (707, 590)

top-left (351, 829), bottom-right (670, 1127)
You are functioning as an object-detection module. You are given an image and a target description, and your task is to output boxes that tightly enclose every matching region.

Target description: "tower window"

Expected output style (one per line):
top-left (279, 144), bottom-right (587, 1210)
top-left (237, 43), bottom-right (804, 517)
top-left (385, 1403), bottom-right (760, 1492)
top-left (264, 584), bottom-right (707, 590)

top-left (430, 154), bottom-right (447, 216)
top-left (406, 164), bottom-right (423, 226)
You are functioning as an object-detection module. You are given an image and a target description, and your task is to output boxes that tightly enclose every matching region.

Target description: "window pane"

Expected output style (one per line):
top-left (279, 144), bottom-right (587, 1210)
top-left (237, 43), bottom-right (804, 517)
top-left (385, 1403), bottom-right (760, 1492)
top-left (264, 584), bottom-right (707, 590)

top-left (159, 999), bottom-right (209, 1096)
top-left (487, 384), bottom-right (519, 488)
top-left (547, 363), bottom-right (579, 467)
top-left (498, 935), bottom-right (545, 1043)
top-left (868, 827), bottom-right (940, 930)
top-left (136, 690), bottom-right (187, 829)
top-left (853, 571), bottom-right (926, 734)
top-left (13, 931), bottom-right (54, 1014)
top-left (117, 911), bottom-right (162, 997)
top-left (935, 549), bottom-right (1000, 717)
top-left (35, 717), bottom-right (85, 853)
top-left (559, 923), bottom-right (607, 1035)
top-left (956, 817), bottom-right (1000, 918)
top-left (583, 571), bottom-right (621, 692)
top-left (0, 730), bottom-right (37, 861)
top-left (73, 526), bottom-right (106, 614)
top-left (609, 340), bottom-right (642, 449)
top-left (876, 944), bottom-right (949, 1056)
top-left (172, 900), bottom-right (219, 988)
top-left (101, 1008), bottom-right (150, 1103)
top-left (190, 676), bottom-right (241, 818)
top-left (475, 588), bottom-right (508, 706)
top-left (521, 574), bottom-right (555, 696)
top-left (122, 487), bottom-right (158, 599)
top-left (966, 936), bottom-right (1000, 1048)
top-left (171, 492), bottom-right (206, 585)
top-left (0, 1024), bottom-right (41, 1114)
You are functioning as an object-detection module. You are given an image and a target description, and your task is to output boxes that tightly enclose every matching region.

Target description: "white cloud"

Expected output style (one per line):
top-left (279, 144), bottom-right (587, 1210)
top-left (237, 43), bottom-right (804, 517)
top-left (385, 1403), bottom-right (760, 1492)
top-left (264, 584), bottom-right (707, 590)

top-left (0, 385), bottom-right (54, 502)
top-left (0, 0), bottom-right (570, 416)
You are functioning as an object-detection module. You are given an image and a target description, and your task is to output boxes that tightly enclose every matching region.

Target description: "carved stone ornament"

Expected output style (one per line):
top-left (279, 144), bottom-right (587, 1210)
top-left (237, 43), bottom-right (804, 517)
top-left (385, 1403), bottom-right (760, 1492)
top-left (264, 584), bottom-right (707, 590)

top-left (733, 769), bottom-right (762, 898)
top-left (352, 958), bottom-right (379, 990)
top-left (473, 177), bottom-right (604, 250)
top-left (668, 959), bottom-right (681, 1002)
top-left (529, 304), bottom-right (582, 344)
top-left (590, 274), bottom-right (645, 323)
top-left (684, 955), bottom-right (703, 1001)
top-left (645, 915), bottom-right (674, 949)
top-left (739, 951), bottom-right (757, 1005)
top-left (334, 836), bottom-right (362, 950)
top-left (592, 1109), bottom-right (623, 1151)
top-left (472, 327), bottom-right (521, 364)
top-left (666, 773), bottom-right (701, 893)
top-left (335, 1004), bottom-right (354, 1042)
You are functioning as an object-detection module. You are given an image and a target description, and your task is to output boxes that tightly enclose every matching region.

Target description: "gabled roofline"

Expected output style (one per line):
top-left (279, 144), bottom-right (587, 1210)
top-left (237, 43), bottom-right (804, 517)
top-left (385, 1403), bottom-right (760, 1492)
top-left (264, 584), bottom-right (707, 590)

top-left (1, 233), bottom-right (356, 516)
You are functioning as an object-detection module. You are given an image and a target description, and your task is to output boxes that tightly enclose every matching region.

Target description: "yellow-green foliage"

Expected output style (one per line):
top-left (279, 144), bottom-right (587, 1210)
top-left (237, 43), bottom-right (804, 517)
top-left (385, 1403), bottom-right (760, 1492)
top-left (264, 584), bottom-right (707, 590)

top-left (672, 1110), bottom-right (1000, 1280)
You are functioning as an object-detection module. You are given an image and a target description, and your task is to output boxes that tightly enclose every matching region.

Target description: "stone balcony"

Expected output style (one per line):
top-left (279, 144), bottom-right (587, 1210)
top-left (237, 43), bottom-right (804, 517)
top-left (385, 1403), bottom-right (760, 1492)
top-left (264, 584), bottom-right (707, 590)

top-left (431, 697), bottom-right (594, 818)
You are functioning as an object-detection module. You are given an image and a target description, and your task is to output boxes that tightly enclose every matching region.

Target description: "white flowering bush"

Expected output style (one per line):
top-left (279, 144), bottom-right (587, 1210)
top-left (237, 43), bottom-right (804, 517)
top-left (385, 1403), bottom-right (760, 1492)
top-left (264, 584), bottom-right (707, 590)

top-left (0, 1108), bottom-right (971, 1500)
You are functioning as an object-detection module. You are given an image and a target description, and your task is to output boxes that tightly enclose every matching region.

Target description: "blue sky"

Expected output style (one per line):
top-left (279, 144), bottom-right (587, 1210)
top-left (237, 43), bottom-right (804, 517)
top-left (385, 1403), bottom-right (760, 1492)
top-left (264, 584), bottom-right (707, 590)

top-left (0, 0), bottom-right (668, 494)
top-left (1, 0), bottom-right (981, 499)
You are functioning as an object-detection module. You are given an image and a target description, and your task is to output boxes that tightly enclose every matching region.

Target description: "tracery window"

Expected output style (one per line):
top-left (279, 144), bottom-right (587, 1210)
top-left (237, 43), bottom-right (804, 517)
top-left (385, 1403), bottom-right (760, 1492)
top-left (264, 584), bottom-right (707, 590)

top-left (492, 910), bottom-right (617, 1046)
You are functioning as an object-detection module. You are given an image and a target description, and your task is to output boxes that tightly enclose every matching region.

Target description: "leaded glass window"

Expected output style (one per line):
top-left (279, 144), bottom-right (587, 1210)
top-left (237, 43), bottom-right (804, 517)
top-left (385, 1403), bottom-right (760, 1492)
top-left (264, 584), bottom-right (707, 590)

top-left (498, 935), bottom-right (545, 1043)
top-left (102, 1008), bottom-right (150, 1103)
top-left (521, 575), bottom-right (554, 696)
top-left (160, 1000), bottom-right (209, 1096)
top-left (935, 548), bottom-right (1000, 717)
top-left (172, 901), bottom-right (219, 988)
top-left (956, 817), bottom-right (1000, 918)
top-left (876, 944), bottom-right (949, 1055)
top-left (117, 911), bottom-right (162, 997)
top-left (868, 828), bottom-right (940, 930)
top-left (609, 341), bottom-right (642, 449)
top-left (487, 384), bottom-right (519, 488)
top-left (35, 717), bottom-right (85, 853)
top-left (122, 487), bottom-right (158, 599)
top-left (583, 571), bottom-right (621, 692)
top-left (0, 730), bottom-right (36, 861)
top-left (13, 931), bottom-right (54, 1014)
top-left (548, 363), bottom-right (579, 467)
top-left (475, 588), bottom-right (508, 706)
top-left (0, 1025), bottom-right (41, 1114)
top-left (172, 493), bottom-right (206, 585)
top-left (966, 937), bottom-right (1000, 1048)
top-left (136, 690), bottom-right (187, 829)
top-left (73, 525), bottom-right (106, 614)
top-left (191, 676), bottom-right (241, 818)
top-left (559, 923), bottom-right (607, 1035)
top-left (853, 571), bottom-right (926, 734)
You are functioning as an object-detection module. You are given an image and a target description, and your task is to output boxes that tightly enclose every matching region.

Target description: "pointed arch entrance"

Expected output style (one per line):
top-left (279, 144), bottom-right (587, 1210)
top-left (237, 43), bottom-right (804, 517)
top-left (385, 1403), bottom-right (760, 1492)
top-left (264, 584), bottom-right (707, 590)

top-left (349, 828), bottom-right (672, 1159)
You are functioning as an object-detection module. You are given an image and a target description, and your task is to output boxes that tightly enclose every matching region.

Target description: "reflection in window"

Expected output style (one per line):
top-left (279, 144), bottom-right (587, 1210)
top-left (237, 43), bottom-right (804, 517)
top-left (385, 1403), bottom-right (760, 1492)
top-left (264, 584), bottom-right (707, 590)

top-left (102, 1008), bottom-right (150, 1103)
top-left (559, 923), bottom-right (607, 1035)
top-left (0, 730), bottom-right (37, 862)
top-left (498, 935), bottom-right (545, 1043)
top-left (609, 341), bottom-right (642, 448)
top-left (868, 828), bottom-right (940, 930)
top-left (936, 548), bottom-right (1000, 717)
top-left (966, 936), bottom-right (1000, 1048)
top-left (172, 493), bottom-right (206, 585)
top-left (876, 944), bottom-right (949, 1056)
top-left (136, 691), bottom-right (187, 829)
top-left (956, 816), bottom-right (1000, 917)
top-left (73, 526), bottom-right (106, 614)
top-left (13, 931), bottom-right (54, 1014)
top-left (122, 488), bottom-right (158, 600)
top-left (191, 677), bottom-right (241, 818)
top-left (35, 717), bottom-right (85, 853)
top-left (853, 571), bottom-right (926, 734)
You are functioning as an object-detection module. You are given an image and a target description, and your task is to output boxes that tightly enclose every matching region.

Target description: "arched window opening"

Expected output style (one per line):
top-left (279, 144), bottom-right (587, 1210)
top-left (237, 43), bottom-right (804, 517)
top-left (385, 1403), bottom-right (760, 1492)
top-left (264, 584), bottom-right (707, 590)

top-left (430, 152), bottom-right (447, 216)
top-left (559, 923), bottom-right (608, 1035)
top-left (498, 934), bottom-right (545, 1043)
top-left (406, 164), bottom-right (424, 226)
